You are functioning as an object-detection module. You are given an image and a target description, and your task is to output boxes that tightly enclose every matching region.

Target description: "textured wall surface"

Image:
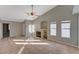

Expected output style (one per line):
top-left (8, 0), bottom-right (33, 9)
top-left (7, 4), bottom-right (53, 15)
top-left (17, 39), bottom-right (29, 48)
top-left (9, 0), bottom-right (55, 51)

top-left (34, 5), bottom-right (78, 47)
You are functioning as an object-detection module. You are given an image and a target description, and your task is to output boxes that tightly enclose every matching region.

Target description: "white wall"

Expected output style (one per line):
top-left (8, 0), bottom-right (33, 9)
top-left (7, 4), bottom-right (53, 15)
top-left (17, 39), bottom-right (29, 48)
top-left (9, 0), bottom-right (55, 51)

top-left (10, 22), bottom-right (23, 37)
top-left (22, 22), bottom-right (26, 36)
top-left (0, 21), bottom-right (23, 38)
top-left (0, 23), bottom-right (2, 39)
top-left (78, 14), bottom-right (79, 48)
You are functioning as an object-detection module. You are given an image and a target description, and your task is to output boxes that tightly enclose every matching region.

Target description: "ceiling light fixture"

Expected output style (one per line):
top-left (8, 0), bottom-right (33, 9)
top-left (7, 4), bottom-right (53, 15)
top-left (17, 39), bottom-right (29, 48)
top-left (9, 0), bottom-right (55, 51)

top-left (26, 5), bottom-right (39, 17)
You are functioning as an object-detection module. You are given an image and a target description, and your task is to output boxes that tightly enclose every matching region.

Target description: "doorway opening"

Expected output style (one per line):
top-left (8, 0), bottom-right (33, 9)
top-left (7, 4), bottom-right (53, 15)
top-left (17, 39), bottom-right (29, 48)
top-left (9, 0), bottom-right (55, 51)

top-left (29, 24), bottom-right (35, 37)
top-left (3, 23), bottom-right (10, 38)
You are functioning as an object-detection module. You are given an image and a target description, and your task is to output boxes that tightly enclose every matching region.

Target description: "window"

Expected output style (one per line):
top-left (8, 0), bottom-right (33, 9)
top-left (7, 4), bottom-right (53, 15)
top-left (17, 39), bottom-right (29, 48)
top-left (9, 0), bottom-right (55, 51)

top-left (61, 20), bottom-right (71, 38)
top-left (32, 25), bottom-right (35, 33)
top-left (50, 22), bottom-right (56, 36)
top-left (29, 24), bottom-right (35, 33)
top-left (29, 24), bottom-right (32, 33)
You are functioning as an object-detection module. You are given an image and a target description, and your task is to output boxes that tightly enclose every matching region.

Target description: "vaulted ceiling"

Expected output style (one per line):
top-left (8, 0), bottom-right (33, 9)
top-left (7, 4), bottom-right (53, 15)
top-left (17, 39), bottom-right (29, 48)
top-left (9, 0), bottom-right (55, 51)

top-left (0, 5), bottom-right (56, 22)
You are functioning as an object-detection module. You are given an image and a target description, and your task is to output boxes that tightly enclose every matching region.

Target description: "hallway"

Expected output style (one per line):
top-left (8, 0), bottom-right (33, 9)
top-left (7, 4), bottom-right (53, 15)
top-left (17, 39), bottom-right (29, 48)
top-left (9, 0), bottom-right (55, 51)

top-left (0, 37), bottom-right (79, 54)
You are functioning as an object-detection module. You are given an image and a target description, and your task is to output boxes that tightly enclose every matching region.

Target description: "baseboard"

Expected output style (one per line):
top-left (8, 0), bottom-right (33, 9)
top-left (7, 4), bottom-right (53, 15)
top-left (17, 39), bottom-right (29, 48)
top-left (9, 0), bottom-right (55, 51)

top-left (48, 39), bottom-right (78, 48)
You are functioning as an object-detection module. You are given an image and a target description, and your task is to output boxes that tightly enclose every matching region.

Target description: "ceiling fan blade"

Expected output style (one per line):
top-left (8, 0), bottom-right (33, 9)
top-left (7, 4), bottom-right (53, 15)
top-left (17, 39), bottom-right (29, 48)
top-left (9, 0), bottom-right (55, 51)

top-left (25, 5), bottom-right (39, 18)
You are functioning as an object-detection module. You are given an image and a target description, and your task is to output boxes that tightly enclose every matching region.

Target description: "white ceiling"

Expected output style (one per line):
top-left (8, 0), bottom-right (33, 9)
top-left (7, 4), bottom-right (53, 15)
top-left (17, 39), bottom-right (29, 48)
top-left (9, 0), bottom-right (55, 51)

top-left (0, 5), bottom-right (56, 22)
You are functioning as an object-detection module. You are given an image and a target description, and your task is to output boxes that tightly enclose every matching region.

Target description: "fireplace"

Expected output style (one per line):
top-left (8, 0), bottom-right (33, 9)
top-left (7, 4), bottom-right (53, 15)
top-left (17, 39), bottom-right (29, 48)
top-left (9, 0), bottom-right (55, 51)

top-left (36, 31), bottom-right (41, 38)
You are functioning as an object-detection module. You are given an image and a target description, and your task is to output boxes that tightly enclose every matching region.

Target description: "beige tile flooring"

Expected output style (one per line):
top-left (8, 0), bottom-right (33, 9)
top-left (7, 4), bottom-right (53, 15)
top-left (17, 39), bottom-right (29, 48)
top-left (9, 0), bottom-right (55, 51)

top-left (0, 37), bottom-right (79, 54)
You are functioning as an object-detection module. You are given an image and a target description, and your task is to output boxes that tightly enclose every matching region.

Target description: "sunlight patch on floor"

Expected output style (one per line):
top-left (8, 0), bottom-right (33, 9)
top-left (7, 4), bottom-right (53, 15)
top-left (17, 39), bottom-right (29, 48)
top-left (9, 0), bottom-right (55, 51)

top-left (25, 40), bottom-right (41, 41)
top-left (13, 39), bottom-right (41, 42)
top-left (13, 39), bottom-right (25, 41)
top-left (18, 45), bottom-right (25, 54)
top-left (15, 42), bottom-right (50, 45)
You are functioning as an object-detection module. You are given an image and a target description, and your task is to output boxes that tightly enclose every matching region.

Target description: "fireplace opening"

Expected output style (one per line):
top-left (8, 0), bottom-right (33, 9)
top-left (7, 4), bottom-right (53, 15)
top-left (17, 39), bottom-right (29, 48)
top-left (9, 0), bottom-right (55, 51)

top-left (36, 31), bottom-right (41, 38)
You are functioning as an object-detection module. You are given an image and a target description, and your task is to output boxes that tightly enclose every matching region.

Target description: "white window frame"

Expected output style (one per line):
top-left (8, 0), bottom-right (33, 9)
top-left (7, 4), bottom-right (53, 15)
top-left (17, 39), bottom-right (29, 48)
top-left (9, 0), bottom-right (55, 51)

top-left (61, 20), bottom-right (71, 38)
top-left (29, 24), bottom-right (35, 33)
top-left (50, 22), bottom-right (56, 36)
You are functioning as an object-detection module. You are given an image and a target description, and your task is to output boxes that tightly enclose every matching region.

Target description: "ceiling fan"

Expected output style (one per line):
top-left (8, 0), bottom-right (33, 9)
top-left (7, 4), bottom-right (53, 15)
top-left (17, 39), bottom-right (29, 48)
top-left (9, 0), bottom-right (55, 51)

top-left (25, 5), bottom-right (39, 17)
